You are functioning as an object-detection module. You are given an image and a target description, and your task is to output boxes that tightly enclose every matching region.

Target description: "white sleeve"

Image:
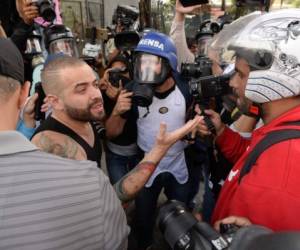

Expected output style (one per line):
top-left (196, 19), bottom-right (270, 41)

top-left (169, 19), bottom-right (195, 70)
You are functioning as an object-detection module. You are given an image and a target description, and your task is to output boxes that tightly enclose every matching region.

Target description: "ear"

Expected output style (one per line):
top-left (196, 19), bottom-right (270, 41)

top-left (18, 81), bottom-right (30, 108)
top-left (46, 94), bottom-right (64, 111)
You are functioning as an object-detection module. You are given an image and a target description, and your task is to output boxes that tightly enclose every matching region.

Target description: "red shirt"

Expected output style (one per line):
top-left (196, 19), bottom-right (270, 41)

top-left (212, 105), bottom-right (300, 230)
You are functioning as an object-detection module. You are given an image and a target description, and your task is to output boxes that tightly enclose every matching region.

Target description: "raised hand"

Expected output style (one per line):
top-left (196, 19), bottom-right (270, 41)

top-left (144, 115), bottom-right (203, 164)
top-left (16, 0), bottom-right (39, 25)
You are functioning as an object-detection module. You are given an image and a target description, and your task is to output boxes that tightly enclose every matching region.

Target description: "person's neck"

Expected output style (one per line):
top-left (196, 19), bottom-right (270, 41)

top-left (0, 106), bottom-right (19, 131)
top-left (155, 77), bottom-right (175, 93)
top-left (52, 111), bottom-right (91, 136)
top-left (261, 96), bottom-right (300, 124)
top-left (0, 119), bottom-right (18, 131)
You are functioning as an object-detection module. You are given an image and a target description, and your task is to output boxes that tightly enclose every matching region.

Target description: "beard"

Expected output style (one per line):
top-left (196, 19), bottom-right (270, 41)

top-left (64, 98), bottom-right (105, 122)
top-left (236, 96), bottom-right (257, 116)
top-left (231, 88), bottom-right (251, 114)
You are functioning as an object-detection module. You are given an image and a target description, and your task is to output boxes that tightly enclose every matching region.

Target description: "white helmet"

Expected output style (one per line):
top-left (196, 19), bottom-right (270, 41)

top-left (210, 9), bottom-right (300, 103)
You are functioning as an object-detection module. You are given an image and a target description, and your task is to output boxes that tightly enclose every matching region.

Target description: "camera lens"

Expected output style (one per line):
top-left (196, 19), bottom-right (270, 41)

top-left (158, 200), bottom-right (197, 250)
top-left (39, 0), bottom-right (56, 22)
top-left (181, 63), bottom-right (203, 78)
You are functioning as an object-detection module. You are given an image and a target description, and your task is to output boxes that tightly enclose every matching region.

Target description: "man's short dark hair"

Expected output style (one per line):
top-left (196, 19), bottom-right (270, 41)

top-left (0, 74), bottom-right (20, 100)
top-left (41, 56), bottom-right (87, 95)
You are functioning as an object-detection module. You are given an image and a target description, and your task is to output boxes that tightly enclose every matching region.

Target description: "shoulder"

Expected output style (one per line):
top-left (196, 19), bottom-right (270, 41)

top-left (31, 130), bottom-right (87, 160)
top-left (173, 73), bottom-right (193, 106)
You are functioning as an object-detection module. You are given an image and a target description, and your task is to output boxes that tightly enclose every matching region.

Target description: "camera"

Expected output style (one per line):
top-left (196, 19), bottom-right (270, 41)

top-left (112, 5), bottom-right (140, 51)
top-left (189, 73), bottom-right (232, 100)
top-left (210, 14), bottom-right (233, 34)
top-left (112, 5), bottom-right (139, 30)
top-left (236, 0), bottom-right (266, 7)
top-left (108, 67), bottom-right (128, 88)
top-left (181, 56), bottom-right (233, 134)
top-left (181, 56), bottom-right (232, 100)
top-left (158, 200), bottom-right (299, 250)
top-left (32, 0), bottom-right (56, 22)
top-left (114, 31), bottom-right (140, 51)
top-left (158, 200), bottom-right (238, 250)
top-left (181, 56), bottom-right (213, 78)
top-left (179, 0), bottom-right (209, 7)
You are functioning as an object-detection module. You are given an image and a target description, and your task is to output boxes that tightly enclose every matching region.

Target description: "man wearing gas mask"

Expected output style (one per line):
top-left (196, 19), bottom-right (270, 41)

top-left (106, 31), bottom-right (194, 249)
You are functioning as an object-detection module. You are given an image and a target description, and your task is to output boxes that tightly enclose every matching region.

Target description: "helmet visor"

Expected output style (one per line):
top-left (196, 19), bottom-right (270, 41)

top-left (49, 38), bottom-right (79, 57)
top-left (134, 53), bottom-right (170, 84)
top-left (209, 11), bottom-right (262, 68)
top-left (197, 35), bottom-right (213, 56)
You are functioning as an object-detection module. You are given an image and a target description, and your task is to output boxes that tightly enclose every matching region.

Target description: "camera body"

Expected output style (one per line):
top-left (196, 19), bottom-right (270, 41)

top-left (32, 0), bottom-right (56, 22)
top-left (112, 5), bottom-right (139, 30)
top-left (112, 5), bottom-right (140, 51)
top-left (181, 56), bottom-right (231, 100)
top-left (181, 55), bottom-right (213, 79)
top-left (108, 67), bottom-right (128, 88)
top-left (158, 200), bottom-right (300, 250)
top-left (179, 0), bottom-right (209, 7)
top-left (189, 74), bottom-right (232, 100)
top-left (158, 200), bottom-right (237, 250)
top-left (236, 0), bottom-right (265, 7)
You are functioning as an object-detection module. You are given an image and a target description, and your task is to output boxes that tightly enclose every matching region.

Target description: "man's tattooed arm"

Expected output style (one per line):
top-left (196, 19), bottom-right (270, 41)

top-left (113, 116), bottom-right (202, 203)
top-left (114, 161), bottom-right (156, 203)
top-left (31, 131), bottom-right (86, 160)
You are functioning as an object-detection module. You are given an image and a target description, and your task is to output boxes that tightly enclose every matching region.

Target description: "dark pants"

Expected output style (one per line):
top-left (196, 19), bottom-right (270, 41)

top-left (105, 149), bottom-right (139, 185)
top-left (134, 172), bottom-right (191, 249)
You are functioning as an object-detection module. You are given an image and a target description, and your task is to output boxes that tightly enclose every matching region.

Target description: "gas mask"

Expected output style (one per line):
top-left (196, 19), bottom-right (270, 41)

top-left (132, 53), bottom-right (171, 107)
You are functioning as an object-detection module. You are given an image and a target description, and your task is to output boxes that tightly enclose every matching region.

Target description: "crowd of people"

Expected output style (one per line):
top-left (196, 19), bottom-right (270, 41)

top-left (0, 0), bottom-right (300, 249)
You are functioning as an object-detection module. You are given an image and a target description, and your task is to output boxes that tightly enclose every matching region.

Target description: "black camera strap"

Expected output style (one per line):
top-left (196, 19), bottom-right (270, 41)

top-left (239, 121), bottom-right (300, 183)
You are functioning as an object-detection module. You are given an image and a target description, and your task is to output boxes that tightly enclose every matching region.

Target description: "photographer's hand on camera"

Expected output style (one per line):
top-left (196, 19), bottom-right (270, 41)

top-left (16, 0), bottom-right (39, 25)
top-left (112, 90), bottom-right (133, 116)
top-left (214, 216), bottom-right (252, 232)
top-left (106, 80), bottom-right (122, 101)
top-left (105, 89), bottom-right (133, 139)
top-left (100, 69), bottom-right (122, 100)
top-left (196, 107), bottom-right (225, 137)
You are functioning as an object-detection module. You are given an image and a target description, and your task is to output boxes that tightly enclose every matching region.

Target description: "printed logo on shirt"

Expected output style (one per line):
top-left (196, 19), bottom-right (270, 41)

top-left (228, 169), bottom-right (239, 182)
top-left (159, 107), bottom-right (169, 114)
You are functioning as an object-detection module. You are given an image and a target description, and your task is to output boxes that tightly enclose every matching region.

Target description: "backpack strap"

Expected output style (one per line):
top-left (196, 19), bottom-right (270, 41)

top-left (238, 121), bottom-right (300, 183)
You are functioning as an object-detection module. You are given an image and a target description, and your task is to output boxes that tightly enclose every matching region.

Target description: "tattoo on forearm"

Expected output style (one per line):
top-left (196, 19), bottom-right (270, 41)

top-left (114, 161), bottom-right (156, 203)
top-left (36, 133), bottom-right (79, 160)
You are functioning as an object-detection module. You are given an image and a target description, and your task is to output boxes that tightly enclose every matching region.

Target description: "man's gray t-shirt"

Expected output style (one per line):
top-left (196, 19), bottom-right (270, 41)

top-left (0, 131), bottom-right (129, 250)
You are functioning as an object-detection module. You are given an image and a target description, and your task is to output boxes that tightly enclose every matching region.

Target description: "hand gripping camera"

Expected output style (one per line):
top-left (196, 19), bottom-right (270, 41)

top-left (32, 0), bottom-right (56, 22)
top-left (158, 200), bottom-right (300, 250)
